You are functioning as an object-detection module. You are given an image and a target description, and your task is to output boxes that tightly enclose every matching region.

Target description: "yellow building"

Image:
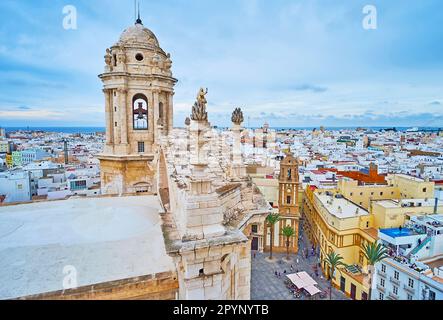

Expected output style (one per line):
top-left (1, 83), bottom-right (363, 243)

top-left (5, 154), bottom-right (13, 168)
top-left (303, 187), bottom-right (376, 300)
top-left (338, 174), bottom-right (434, 210)
top-left (303, 174), bottom-right (441, 300)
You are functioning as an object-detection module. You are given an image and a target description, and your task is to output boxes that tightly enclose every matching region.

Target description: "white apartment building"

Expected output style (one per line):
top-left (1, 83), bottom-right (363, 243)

top-left (0, 170), bottom-right (32, 203)
top-left (373, 214), bottom-right (443, 300)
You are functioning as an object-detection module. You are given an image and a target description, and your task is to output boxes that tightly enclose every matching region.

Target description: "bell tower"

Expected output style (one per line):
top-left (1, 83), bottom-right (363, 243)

top-left (98, 14), bottom-right (177, 195)
top-left (274, 153), bottom-right (301, 253)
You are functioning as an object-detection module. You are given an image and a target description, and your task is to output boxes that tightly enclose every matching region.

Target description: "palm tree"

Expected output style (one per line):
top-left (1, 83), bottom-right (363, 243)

top-left (362, 242), bottom-right (389, 300)
top-left (266, 213), bottom-right (280, 260)
top-left (281, 225), bottom-right (295, 260)
top-left (323, 251), bottom-right (345, 300)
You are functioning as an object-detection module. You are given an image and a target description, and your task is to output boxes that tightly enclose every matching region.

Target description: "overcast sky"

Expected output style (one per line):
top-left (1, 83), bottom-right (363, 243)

top-left (0, 0), bottom-right (442, 128)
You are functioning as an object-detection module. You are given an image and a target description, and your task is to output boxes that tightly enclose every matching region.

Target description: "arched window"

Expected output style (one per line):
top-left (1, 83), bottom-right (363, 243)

top-left (133, 94), bottom-right (148, 130)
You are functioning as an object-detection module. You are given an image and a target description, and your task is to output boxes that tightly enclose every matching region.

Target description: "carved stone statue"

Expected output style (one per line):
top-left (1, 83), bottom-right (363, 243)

top-left (152, 53), bottom-right (161, 67)
top-left (196, 88), bottom-right (208, 107)
top-left (104, 48), bottom-right (112, 66)
top-left (164, 53), bottom-right (172, 70)
top-left (231, 108), bottom-right (244, 125)
top-left (185, 117), bottom-right (191, 126)
top-left (117, 52), bottom-right (126, 64)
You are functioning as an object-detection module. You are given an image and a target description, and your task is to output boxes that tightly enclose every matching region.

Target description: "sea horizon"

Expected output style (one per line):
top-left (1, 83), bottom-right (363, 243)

top-left (2, 125), bottom-right (442, 134)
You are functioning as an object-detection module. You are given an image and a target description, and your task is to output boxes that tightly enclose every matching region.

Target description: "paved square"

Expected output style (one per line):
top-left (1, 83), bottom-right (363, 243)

top-left (251, 229), bottom-right (349, 300)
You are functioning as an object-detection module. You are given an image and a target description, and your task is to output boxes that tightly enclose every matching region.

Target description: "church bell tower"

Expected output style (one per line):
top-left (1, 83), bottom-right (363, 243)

top-left (98, 14), bottom-right (177, 195)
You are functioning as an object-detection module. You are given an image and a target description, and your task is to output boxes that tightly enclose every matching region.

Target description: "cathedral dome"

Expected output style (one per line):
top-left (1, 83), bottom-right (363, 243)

top-left (118, 22), bottom-right (160, 47)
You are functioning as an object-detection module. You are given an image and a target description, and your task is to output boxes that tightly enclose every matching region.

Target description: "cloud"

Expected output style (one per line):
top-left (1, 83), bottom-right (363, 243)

top-left (292, 84), bottom-right (327, 93)
top-left (1, 1), bottom-right (443, 127)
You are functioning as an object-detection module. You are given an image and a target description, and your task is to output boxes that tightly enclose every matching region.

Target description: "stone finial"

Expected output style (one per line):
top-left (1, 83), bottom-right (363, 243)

top-left (185, 117), bottom-right (191, 126)
top-left (191, 101), bottom-right (208, 121)
top-left (231, 108), bottom-right (244, 125)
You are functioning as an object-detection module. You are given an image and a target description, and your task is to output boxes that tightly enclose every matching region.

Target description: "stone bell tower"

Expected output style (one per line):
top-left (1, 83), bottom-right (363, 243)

top-left (98, 15), bottom-right (177, 195)
top-left (268, 153), bottom-right (300, 254)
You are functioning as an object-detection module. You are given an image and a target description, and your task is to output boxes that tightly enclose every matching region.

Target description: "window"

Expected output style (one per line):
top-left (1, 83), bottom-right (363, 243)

top-left (138, 142), bottom-right (145, 153)
top-left (350, 192), bottom-right (353, 196)
top-left (287, 169), bottom-right (292, 179)
top-left (423, 188), bottom-right (427, 193)
top-left (366, 221), bottom-right (370, 228)
top-left (114, 106), bottom-right (117, 112)
top-left (379, 292), bottom-right (384, 300)
top-left (135, 53), bottom-right (144, 61)
top-left (429, 290), bottom-right (436, 300)
top-left (251, 224), bottom-right (258, 233)
top-left (360, 192), bottom-right (363, 196)
top-left (380, 278), bottom-right (385, 287)
top-left (115, 122), bottom-right (117, 127)
top-left (371, 192), bottom-right (374, 196)
top-left (408, 278), bottom-right (414, 288)
top-left (394, 271), bottom-right (399, 280)
top-left (287, 196), bottom-right (291, 204)
top-left (393, 286), bottom-right (398, 295)
top-left (380, 192), bottom-right (384, 196)
top-left (133, 94), bottom-right (148, 130)
top-left (407, 294), bottom-right (413, 300)
top-left (381, 264), bottom-right (386, 273)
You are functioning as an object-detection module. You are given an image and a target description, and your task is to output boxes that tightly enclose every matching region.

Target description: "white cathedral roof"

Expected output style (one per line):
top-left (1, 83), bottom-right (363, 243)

top-left (0, 195), bottom-right (174, 299)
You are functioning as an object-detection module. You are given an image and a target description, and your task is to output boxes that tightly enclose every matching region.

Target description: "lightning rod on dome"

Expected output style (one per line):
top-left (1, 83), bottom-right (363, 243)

top-left (135, 0), bottom-right (142, 25)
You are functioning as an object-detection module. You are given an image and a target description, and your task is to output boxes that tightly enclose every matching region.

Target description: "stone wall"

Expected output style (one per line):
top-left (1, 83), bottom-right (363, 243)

top-left (17, 272), bottom-right (178, 300)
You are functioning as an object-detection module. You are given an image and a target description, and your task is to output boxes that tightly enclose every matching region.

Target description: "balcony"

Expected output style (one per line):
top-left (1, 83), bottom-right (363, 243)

top-left (376, 284), bottom-right (385, 293)
top-left (403, 284), bottom-right (415, 294)
top-left (377, 270), bottom-right (386, 278)
top-left (388, 291), bottom-right (399, 300)
top-left (390, 276), bottom-right (400, 286)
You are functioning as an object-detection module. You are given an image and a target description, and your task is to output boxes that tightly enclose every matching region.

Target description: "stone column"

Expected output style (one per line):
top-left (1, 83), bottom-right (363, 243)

top-left (103, 89), bottom-right (113, 146)
top-left (232, 123), bottom-right (242, 165)
top-left (112, 89), bottom-right (121, 146)
top-left (168, 92), bottom-right (174, 134)
top-left (153, 90), bottom-right (159, 143)
top-left (230, 108), bottom-right (246, 179)
top-left (119, 88), bottom-right (128, 148)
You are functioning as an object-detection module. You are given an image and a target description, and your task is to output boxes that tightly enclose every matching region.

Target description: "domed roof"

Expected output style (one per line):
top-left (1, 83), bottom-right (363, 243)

top-left (118, 22), bottom-right (160, 47)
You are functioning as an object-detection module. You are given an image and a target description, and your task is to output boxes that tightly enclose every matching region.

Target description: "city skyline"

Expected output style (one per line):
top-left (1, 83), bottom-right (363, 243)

top-left (0, 0), bottom-right (443, 128)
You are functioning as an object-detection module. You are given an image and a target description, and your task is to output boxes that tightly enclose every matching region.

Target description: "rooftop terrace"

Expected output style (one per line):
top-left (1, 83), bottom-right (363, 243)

top-left (316, 193), bottom-right (369, 219)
